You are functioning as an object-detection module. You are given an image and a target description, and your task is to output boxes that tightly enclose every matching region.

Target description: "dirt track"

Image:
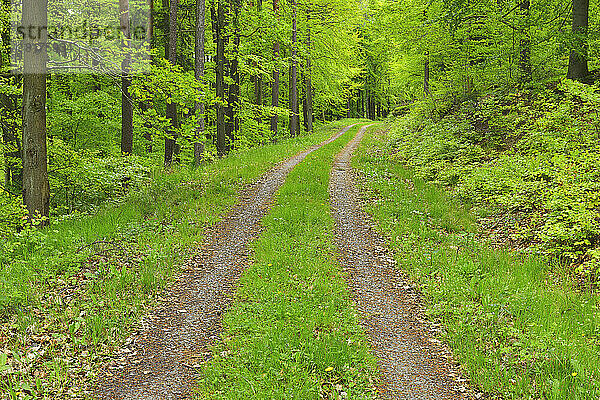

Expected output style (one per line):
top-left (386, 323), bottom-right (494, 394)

top-left (94, 125), bottom-right (356, 400)
top-left (329, 125), bottom-right (471, 400)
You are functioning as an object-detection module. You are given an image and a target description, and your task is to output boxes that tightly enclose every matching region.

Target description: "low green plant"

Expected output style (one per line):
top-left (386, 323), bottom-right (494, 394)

top-left (196, 123), bottom-right (377, 399)
top-left (354, 127), bottom-right (600, 399)
top-left (0, 120), bottom-right (362, 399)
top-left (385, 80), bottom-right (600, 284)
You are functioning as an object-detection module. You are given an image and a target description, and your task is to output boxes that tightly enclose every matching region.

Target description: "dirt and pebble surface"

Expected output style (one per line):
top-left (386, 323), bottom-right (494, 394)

top-left (329, 125), bottom-right (477, 400)
top-left (93, 125), bottom-right (357, 400)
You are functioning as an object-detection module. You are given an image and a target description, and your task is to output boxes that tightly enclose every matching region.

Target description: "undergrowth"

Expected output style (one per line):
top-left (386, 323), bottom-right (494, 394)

top-left (196, 124), bottom-right (377, 399)
top-left (388, 80), bottom-right (600, 284)
top-left (354, 127), bottom-right (600, 399)
top-left (0, 119), bottom-right (364, 400)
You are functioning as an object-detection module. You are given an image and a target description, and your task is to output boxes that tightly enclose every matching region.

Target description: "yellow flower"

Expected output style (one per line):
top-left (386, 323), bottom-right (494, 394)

top-left (572, 372), bottom-right (578, 377)
top-left (268, 263), bottom-right (272, 266)
top-left (325, 366), bottom-right (334, 372)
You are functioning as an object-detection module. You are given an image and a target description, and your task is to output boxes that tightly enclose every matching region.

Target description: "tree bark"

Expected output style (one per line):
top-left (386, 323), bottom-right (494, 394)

top-left (253, 0), bottom-right (263, 116)
top-left (518, 0), bottom-right (532, 83)
top-left (142, 0), bottom-right (154, 153)
top-left (424, 51), bottom-right (430, 96)
top-left (305, 24), bottom-right (313, 133)
top-left (120, 0), bottom-right (134, 155)
top-left (164, 0), bottom-right (179, 167)
top-left (225, 1), bottom-right (240, 152)
top-left (194, 0), bottom-right (206, 165)
top-left (22, 0), bottom-right (50, 222)
top-left (270, 0), bottom-right (279, 136)
top-left (212, 0), bottom-right (226, 157)
top-left (566, 0), bottom-right (589, 82)
top-left (289, 0), bottom-right (299, 137)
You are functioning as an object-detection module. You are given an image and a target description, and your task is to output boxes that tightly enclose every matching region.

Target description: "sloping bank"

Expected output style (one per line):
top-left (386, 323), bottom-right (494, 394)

top-left (352, 126), bottom-right (600, 399)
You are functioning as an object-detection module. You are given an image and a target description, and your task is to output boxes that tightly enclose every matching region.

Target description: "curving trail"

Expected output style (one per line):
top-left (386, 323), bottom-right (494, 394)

top-left (94, 125), bottom-right (356, 400)
top-left (329, 125), bottom-right (470, 400)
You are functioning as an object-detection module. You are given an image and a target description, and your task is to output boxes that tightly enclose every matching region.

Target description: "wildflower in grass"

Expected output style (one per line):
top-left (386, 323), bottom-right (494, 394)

top-left (325, 366), bottom-right (334, 372)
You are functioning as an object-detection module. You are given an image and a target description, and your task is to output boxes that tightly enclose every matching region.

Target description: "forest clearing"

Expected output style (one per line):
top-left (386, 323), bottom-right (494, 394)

top-left (1, 0), bottom-right (600, 398)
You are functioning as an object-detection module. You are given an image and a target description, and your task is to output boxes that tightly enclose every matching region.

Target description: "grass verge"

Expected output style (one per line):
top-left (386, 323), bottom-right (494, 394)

top-left (195, 124), bottom-right (377, 399)
top-left (352, 127), bottom-right (600, 400)
top-left (0, 119), bottom-right (367, 400)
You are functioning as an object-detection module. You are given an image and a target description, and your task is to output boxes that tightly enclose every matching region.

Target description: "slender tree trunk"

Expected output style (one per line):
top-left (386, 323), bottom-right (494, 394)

top-left (194, 0), bottom-right (206, 165)
top-left (254, 0), bottom-right (263, 119)
top-left (347, 97), bottom-right (351, 118)
top-left (289, 0), bottom-right (298, 137)
top-left (567, 0), bottom-right (589, 82)
top-left (1, 7), bottom-right (17, 188)
top-left (305, 24), bottom-right (313, 133)
top-left (164, 0), bottom-right (179, 167)
top-left (424, 51), bottom-right (430, 96)
top-left (212, 1), bottom-right (226, 156)
top-left (142, 0), bottom-right (154, 153)
top-left (518, 0), bottom-right (532, 83)
top-left (120, 0), bottom-right (134, 155)
top-left (302, 72), bottom-right (308, 131)
top-left (225, 1), bottom-right (240, 152)
top-left (22, 0), bottom-right (50, 222)
top-left (270, 0), bottom-right (279, 136)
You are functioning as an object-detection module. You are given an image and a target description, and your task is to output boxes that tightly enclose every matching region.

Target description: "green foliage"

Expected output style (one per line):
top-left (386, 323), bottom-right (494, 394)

top-left (0, 122), bottom-right (347, 398)
top-left (354, 127), bottom-right (600, 400)
top-left (385, 80), bottom-right (600, 283)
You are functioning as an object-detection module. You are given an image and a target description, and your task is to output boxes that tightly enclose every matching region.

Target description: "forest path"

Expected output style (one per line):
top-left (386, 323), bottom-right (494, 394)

top-left (329, 125), bottom-right (471, 400)
top-left (93, 124), bottom-right (357, 400)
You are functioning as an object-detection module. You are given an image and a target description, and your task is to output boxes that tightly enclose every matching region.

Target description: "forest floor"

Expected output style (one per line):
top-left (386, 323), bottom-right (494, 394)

top-left (330, 124), bottom-right (472, 399)
top-left (92, 122), bottom-right (476, 399)
top-left (93, 125), bottom-right (359, 399)
top-left (6, 118), bottom-right (597, 400)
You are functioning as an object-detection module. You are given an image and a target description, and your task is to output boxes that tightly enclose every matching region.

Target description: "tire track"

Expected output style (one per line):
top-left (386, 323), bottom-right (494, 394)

top-left (329, 125), bottom-right (471, 400)
top-left (94, 124), bottom-right (357, 400)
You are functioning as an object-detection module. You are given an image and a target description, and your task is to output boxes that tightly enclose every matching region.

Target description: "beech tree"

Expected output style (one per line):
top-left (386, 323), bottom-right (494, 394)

top-left (164, 0), bottom-right (179, 166)
top-left (194, 0), bottom-right (206, 164)
top-left (567, 0), bottom-right (590, 82)
top-left (120, 0), bottom-right (134, 155)
top-left (21, 0), bottom-right (50, 222)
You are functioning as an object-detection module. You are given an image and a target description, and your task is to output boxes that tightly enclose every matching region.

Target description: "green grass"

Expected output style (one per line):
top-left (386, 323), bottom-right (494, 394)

top-left (353, 127), bottom-right (600, 399)
top-left (0, 119), bottom-right (367, 399)
top-left (195, 124), bottom-right (377, 399)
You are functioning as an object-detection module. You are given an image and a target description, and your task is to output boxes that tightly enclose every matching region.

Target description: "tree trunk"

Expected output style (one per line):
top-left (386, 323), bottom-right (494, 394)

top-left (518, 0), bottom-right (532, 83)
top-left (142, 0), bottom-right (154, 153)
top-left (305, 25), bottom-right (313, 133)
top-left (424, 51), bottom-right (430, 96)
top-left (302, 72), bottom-right (308, 131)
top-left (270, 0), bottom-right (279, 136)
top-left (347, 97), bottom-right (351, 118)
top-left (225, 1), bottom-right (240, 152)
top-left (567, 0), bottom-right (589, 82)
top-left (22, 0), bottom-right (50, 222)
top-left (120, 0), bottom-right (134, 155)
top-left (194, 0), bottom-right (206, 165)
top-left (164, 0), bottom-right (179, 167)
top-left (1, 6), bottom-right (19, 189)
top-left (212, 1), bottom-right (226, 156)
top-left (253, 0), bottom-right (263, 120)
top-left (289, 0), bottom-right (298, 137)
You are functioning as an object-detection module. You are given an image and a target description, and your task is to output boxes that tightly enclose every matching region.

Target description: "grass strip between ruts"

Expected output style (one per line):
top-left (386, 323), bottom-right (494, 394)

top-left (196, 125), bottom-right (378, 399)
top-left (352, 127), bottom-right (600, 399)
top-left (0, 119), bottom-right (368, 399)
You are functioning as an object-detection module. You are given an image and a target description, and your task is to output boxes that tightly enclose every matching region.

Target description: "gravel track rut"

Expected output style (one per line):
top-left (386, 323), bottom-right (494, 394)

top-left (329, 125), bottom-right (470, 400)
top-left (94, 125), bottom-right (356, 400)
